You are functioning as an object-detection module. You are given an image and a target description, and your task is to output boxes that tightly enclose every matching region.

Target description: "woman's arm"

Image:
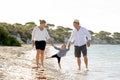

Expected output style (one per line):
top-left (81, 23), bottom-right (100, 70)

top-left (45, 29), bottom-right (50, 40)
top-left (31, 27), bottom-right (36, 48)
top-left (32, 40), bottom-right (34, 48)
top-left (51, 41), bottom-right (55, 47)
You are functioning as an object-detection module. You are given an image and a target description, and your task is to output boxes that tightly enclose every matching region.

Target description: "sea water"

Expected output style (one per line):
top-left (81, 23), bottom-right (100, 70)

top-left (48, 45), bottom-right (120, 80)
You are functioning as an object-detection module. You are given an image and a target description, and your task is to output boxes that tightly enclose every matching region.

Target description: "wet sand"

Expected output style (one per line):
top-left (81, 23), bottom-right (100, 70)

top-left (0, 45), bottom-right (62, 80)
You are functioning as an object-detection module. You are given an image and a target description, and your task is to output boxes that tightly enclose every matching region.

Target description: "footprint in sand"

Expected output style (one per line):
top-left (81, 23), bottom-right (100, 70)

top-left (36, 76), bottom-right (47, 80)
top-left (36, 71), bottom-right (47, 80)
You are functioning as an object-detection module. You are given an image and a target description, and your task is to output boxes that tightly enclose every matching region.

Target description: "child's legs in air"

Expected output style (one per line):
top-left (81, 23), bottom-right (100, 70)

top-left (46, 54), bottom-right (57, 59)
top-left (57, 57), bottom-right (61, 69)
top-left (46, 54), bottom-right (61, 69)
top-left (51, 54), bottom-right (61, 69)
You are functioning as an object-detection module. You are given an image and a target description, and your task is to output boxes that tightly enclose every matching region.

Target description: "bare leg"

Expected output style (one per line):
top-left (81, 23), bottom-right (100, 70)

top-left (84, 56), bottom-right (88, 70)
top-left (46, 56), bottom-right (52, 59)
top-left (77, 58), bottom-right (81, 70)
top-left (40, 50), bottom-right (44, 67)
top-left (36, 50), bottom-right (40, 67)
top-left (58, 63), bottom-right (61, 69)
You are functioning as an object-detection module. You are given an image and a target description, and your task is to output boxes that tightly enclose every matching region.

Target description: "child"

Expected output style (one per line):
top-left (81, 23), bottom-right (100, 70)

top-left (46, 43), bottom-right (70, 69)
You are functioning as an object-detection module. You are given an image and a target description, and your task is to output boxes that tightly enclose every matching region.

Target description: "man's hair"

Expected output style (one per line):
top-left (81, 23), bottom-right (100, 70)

top-left (73, 19), bottom-right (79, 25)
top-left (39, 20), bottom-right (46, 24)
top-left (74, 22), bottom-right (79, 25)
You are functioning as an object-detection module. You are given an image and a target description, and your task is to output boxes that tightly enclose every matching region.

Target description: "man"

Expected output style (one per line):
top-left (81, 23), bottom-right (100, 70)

top-left (68, 19), bottom-right (91, 71)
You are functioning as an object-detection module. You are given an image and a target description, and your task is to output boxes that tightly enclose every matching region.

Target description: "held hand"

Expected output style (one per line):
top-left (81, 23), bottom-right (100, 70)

top-left (68, 42), bottom-right (71, 48)
top-left (32, 43), bottom-right (34, 48)
top-left (48, 38), bottom-right (54, 46)
top-left (87, 40), bottom-right (90, 47)
top-left (51, 42), bottom-right (55, 47)
top-left (48, 38), bottom-right (51, 44)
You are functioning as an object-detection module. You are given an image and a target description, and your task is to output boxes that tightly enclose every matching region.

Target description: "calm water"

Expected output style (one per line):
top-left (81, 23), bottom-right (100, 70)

top-left (48, 45), bottom-right (120, 80)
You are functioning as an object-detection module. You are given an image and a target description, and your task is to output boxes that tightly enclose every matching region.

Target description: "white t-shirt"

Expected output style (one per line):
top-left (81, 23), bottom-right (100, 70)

top-left (69, 27), bottom-right (91, 46)
top-left (32, 27), bottom-right (50, 41)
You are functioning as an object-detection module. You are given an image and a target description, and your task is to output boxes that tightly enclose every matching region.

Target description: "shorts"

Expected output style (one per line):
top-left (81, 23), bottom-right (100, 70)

top-left (52, 54), bottom-right (61, 63)
top-left (35, 41), bottom-right (46, 50)
top-left (74, 45), bottom-right (87, 57)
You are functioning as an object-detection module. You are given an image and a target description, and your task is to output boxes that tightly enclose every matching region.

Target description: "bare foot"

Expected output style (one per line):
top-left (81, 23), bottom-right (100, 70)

top-left (83, 68), bottom-right (89, 73)
top-left (78, 67), bottom-right (81, 71)
top-left (85, 68), bottom-right (89, 71)
top-left (32, 66), bottom-right (38, 69)
top-left (32, 65), bottom-right (39, 69)
top-left (46, 57), bottom-right (48, 59)
top-left (40, 66), bottom-right (45, 71)
top-left (46, 57), bottom-right (51, 59)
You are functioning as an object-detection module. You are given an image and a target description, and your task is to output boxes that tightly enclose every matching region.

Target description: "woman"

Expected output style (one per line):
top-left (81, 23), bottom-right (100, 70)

top-left (32, 20), bottom-right (50, 68)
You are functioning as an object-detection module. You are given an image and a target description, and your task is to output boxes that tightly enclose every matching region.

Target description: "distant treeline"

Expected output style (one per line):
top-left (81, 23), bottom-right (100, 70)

top-left (89, 30), bottom-right (120, 44)
top-left (0, 22), bottom-right (120, 46)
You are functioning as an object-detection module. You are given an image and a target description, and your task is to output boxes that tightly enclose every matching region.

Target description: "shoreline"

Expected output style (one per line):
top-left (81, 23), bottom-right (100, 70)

top-left (1, 44), bottom-right (120, 80)
top-left (91, 43), bottom-right (120, 45)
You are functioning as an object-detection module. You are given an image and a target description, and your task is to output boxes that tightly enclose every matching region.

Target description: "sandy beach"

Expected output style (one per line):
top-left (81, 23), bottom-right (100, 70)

top-left (0, 45), bottom-right (62, 80)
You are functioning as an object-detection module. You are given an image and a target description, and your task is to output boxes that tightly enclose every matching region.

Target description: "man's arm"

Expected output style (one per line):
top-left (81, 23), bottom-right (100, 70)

top-left (87, 40), bottom-right (91, 47)
top-left (84, 29), bottom-right (91, 47)
top-left (68, 30), bottom-right (74, 48)
top-left (66, 43), bottom-right (70, 51)
top-left (68, 41), bottom-right (71, 48)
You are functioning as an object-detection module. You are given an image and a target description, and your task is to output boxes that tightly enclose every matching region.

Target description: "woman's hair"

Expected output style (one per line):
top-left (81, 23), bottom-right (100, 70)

top-left (39, 20), bottom-right (46, 24)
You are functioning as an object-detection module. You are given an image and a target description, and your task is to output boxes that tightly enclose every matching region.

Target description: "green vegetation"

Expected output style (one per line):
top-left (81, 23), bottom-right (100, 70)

top-left (46, 25), bottom-right (72, 43)
top-left (0, 22), bottom-right (120, 46)
top-left (0, 23), bottom-right (21, 46)
top-left (2, 36), bottom-right (21, 46)
top-left (89, 30), bottom-right (120, 44)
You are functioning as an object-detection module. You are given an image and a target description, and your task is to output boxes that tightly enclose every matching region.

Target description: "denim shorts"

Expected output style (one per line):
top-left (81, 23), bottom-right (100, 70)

top-left (74, 45), bottom-right (87, 57)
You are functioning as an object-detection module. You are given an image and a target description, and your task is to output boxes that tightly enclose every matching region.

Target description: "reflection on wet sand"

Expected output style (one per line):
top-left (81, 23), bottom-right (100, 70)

top-left (74, 71), bottom-right (88, 80)
top-left (32, 67), bottom-right (47, 80)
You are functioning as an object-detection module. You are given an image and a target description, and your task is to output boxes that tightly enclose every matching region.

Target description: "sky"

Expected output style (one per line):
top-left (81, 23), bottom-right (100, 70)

top-left (0, 0), bottom-right (120, 33)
